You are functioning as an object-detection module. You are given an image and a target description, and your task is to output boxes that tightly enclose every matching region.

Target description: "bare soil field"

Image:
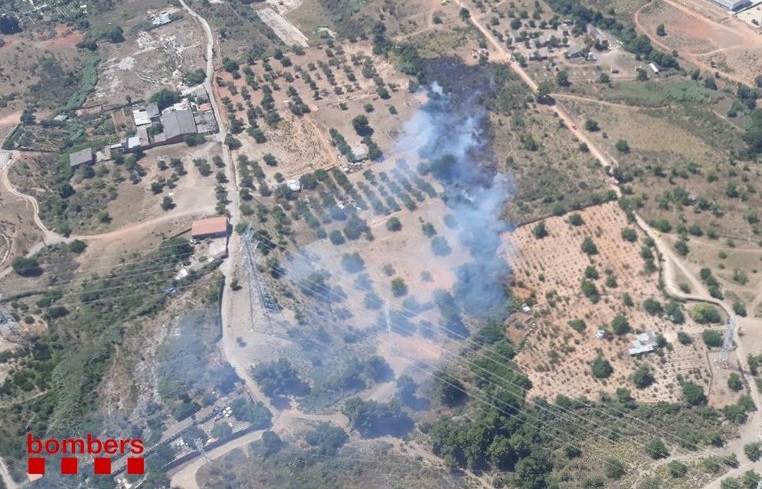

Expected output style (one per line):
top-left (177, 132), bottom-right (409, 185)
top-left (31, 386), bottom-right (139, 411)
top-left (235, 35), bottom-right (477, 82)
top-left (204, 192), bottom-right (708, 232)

top-left (90, 142), bottom-right (222, 234)
top-left (256, 6), bottom-right (309, 47)
top-left (638, 0), bottom-right (744, 54)
top-left (506, 202), bottom-right (723, 404)
top-left (90, 15), bottom-right (206, 107)
top-left (636, 0), bottom-right (762, 84)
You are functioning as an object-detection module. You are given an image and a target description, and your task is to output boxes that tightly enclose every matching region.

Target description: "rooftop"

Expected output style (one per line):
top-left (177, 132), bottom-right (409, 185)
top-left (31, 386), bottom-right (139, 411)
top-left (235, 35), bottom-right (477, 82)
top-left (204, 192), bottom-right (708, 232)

top-left (69, 148), bottom-right (93, 167)
top-left (191, 216), bottom-right (228, 238)
top-left (629, 331), bottom-right (657, 356)
top-left (133, 102), bottom-right (160, 126)
top-left (151, 12), bottom-right (173, 26)
top-left (160, 109), bottom-right (197, 140)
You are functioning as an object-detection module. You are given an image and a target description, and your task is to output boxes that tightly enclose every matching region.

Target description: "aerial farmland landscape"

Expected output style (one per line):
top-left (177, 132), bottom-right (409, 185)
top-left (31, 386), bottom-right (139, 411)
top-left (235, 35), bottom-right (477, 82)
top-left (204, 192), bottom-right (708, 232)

top-left (1, 0), bottom-right (762, 487)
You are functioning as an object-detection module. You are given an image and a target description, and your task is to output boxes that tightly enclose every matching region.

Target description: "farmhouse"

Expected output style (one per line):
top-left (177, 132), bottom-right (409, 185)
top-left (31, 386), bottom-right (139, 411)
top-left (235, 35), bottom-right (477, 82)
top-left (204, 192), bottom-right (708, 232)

top-left (158, 109), bottom-right (198, 144)
top-left (69, 148), bottom-right (94, 169)
top-left (123, 88), bottom-right (217, 151)
top-left (151, 11), bottom-right (173, 27)
top-left (191, 216), bottom-right (229, 240)
top-left (629, 332), bottom-right (658, 356)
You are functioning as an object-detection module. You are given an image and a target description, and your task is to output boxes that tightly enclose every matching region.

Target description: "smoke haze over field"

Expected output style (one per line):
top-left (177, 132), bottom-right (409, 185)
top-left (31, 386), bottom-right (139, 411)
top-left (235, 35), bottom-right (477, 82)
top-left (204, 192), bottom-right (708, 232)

top-left (402, 83), bottom-right (512, 320)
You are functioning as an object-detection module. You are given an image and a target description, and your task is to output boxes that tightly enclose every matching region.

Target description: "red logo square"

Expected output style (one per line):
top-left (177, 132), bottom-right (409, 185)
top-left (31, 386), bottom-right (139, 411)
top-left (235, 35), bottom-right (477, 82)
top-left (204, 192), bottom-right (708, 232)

top-left (127, 457), bottom-right (144, 475)
top-left (61, 457), bottom-right (78, 475)
top-left (27, 458), bottom-right (45, 475)
top-left (93, 457), bottom-right (112, 475)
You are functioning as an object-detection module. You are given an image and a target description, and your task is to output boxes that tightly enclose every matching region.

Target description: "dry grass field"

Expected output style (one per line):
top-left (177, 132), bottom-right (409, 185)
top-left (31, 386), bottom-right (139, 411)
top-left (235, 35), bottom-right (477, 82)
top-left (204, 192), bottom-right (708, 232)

top-left (215, 42), bottom-right (419, 181)
top-left (662, 234), bottom-right (762, 311)
top-left (560, 97), bottom-right (761, 240)
top-left (7, 139), bottom-right (221, 235)
top-left (0, 23), bottom-right (86, 119)
top-left (266, 155), bottom-right (466, 378)
top-left (92, 142), bottom-right (222, 233)
top-left (491, 107), bottom-right (613, 225)
top-left (0, 184), bottom-right (43, 270)
top-left (505, 202), bottom-right (730, 405)
top-left (287, 0), bottom-right (434, 43)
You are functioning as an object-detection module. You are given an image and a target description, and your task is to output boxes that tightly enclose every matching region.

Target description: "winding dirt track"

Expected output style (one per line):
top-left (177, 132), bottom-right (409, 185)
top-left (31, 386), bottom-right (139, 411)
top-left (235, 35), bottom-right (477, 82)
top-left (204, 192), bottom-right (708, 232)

top-left (0, 158), bottom-right (62, 245)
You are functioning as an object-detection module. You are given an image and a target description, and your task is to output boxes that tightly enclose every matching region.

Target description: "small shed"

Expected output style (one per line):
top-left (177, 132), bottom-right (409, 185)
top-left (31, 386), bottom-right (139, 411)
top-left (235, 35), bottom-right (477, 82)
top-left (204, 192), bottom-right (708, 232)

top-left (69, 148), bottom-right (94, 169)
top-left (349, 144), bottom-right (369, 163)
top-left (565, 46), bottom-right (586, 59)
top-left (629, 332), bottom-right (657, 356)
top-left (132, 102), bottom-right (160, 126)
top-left (285, 179), bottom-right (301, 192)
top-left (191, 216), bottom-right (229, 240)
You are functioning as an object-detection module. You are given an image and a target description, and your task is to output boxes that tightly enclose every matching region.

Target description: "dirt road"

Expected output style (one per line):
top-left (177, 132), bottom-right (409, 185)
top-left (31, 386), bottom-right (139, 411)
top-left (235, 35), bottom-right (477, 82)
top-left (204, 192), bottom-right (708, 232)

top-left (170, 3), bottom-right (352, 486)
top-left (0, 152), bottom-right (64, 246)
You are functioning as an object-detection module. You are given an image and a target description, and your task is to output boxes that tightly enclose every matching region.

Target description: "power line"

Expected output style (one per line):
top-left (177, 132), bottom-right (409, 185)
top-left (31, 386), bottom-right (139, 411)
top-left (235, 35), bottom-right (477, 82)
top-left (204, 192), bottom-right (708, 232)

top-left (277, 258), bottom-right (750, 482)
top-left (264, 262), bottom-right (645, 456)
top-left (278, 254), bottom-right (748, 471)
top-left (277, 267), bottom-right (657, 478)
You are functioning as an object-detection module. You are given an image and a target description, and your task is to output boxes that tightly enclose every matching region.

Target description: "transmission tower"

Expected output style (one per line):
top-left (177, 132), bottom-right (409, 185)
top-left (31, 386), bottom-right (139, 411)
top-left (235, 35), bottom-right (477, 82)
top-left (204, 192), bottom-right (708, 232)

top-left (193, 438), bottom-right (210, 463)
top-left (719, 315), bottom-right (736, 369)
top-left (241, 228), bottom-right (271, 328)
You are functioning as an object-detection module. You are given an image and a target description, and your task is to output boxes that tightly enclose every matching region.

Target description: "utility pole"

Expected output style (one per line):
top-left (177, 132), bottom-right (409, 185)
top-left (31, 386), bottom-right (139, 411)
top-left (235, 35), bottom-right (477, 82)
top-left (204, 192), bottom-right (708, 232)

top-left (384, 300), bottom-right (392, 350)
top-left (719, 315), bottom-right (736, 369)
top-left (193, 438), bottom-right (210, 463)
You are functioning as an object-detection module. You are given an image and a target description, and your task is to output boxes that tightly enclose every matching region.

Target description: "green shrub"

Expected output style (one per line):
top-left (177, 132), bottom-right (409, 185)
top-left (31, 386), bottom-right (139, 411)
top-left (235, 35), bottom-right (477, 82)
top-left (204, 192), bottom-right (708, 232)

top-left (592, 357), bottom-right (613, 378)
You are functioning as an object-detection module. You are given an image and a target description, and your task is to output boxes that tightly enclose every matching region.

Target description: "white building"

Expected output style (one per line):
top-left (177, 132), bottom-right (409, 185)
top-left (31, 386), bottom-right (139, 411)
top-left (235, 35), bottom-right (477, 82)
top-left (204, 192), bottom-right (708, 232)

top-left (629, 332), bottom-right (658, 356)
